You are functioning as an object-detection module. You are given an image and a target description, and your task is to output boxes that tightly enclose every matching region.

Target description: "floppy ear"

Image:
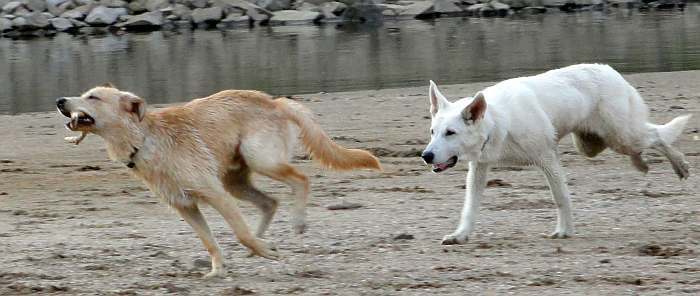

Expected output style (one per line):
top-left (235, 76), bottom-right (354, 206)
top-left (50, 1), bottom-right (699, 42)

top-left (462, 92), bottom-right (487, 123)
top-left (102, 82), bottom-right (116, 88)
top-left (429, 80), bottom-right (449, 117)
top-left (120, 92), bottom-right (146, 121)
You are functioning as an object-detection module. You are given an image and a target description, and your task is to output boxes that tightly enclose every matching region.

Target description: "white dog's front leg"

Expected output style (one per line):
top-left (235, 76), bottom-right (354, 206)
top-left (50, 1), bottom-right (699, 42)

top-left (442, 161), bottom-right (490, 245)
top-left (538, 153), bottom-right (575, 238)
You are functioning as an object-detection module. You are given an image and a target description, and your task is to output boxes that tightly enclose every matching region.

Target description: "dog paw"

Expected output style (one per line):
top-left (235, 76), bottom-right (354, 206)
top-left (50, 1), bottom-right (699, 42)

top-left (441, 233), bottom-right (468, 245)
top-left (202, 269), bottom-right (226, 280)
top-left (293, 223), bottom-right (306, 234)
top-left (548, 230), bottom-right (573, 239)
top-left (673, 160), bottom-right (690, 180)
top-left (252, 240), bottom-right (280, 261)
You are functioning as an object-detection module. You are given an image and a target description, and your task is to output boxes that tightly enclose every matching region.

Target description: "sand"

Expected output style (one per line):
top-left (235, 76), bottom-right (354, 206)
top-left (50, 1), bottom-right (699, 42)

top-left (0, 70), bottom-right (698, 295)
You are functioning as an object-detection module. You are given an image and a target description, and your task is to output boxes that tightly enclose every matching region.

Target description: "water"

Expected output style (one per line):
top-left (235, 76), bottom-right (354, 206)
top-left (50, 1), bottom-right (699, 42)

top-left (2, 6), bottom-right (700, 114)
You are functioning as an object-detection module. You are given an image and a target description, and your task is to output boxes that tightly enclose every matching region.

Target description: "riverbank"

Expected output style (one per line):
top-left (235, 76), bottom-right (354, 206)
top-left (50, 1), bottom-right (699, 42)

top-left (0, 0), bottom-right (690, 38)
top-left (1, 70), bottom-right (698, 294)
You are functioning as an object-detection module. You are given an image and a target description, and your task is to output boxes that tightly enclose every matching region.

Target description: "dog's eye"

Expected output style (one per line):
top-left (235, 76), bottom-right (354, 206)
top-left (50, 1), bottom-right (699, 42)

top-left (430, 129), bottom-right (434, 135)
top-left (87, 95), bottom-right (100, 100)
top-left (445, 130), bottom-right (456, 136)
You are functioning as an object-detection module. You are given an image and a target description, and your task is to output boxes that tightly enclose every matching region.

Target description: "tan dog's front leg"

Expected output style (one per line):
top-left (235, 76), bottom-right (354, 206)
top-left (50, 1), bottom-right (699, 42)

top-left (174, 205), bottom-right (225, 279)
top-left (203, 186), bottom-right (280, 260)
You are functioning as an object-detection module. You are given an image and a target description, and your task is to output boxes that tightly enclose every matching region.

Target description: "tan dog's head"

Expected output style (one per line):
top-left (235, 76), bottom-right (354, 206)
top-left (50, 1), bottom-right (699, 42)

top-left (56, 83), bottom-right (147, 138)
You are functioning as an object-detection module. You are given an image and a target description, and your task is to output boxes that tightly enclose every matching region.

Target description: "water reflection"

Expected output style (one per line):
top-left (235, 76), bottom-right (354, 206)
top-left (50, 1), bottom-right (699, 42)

top-left (1, 7), bottom-right (700, 114)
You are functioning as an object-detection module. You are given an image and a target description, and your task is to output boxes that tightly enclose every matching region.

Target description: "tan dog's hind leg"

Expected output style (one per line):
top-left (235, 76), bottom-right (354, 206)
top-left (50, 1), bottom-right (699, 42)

top-left (174, 205), bottom-right (225, 279)
top-left (201, 185), bottom-right (280, 260)
top-left (222, 169), bottom-right (279, 238)
top-left (258, 164), bottom-right (310, 235)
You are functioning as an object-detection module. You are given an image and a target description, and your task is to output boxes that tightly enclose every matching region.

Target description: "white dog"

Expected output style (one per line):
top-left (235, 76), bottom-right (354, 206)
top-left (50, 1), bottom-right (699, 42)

top-left (421, 64), bottom-right (691, 245)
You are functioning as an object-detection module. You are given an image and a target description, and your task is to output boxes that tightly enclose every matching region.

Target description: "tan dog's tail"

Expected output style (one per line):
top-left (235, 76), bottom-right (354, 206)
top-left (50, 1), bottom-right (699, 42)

top-left (276, 97), bottom-right (381, 171)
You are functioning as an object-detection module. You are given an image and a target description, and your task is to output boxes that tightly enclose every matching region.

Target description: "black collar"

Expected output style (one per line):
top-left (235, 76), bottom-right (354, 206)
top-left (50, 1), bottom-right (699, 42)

top-left (480, 134), bottom-right (491, 152)
top-left (126, 146), bottom-right (139, 169)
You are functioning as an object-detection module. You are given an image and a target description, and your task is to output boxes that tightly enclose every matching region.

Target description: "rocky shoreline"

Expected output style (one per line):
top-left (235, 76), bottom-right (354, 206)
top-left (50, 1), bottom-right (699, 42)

top-left (0, 0), bottom-right (689, 38)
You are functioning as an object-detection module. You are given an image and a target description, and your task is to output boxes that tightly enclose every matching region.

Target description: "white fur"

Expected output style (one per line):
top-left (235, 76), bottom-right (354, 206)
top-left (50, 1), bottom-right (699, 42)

top-left (424, 64), bottom-right (692, 244)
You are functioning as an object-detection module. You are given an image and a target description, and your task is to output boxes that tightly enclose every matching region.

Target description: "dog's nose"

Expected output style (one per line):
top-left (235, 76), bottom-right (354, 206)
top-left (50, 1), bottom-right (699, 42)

top-left (421, 151), bottom-right (435, 164)
top-left (56, 97), bottom-right (66, 109)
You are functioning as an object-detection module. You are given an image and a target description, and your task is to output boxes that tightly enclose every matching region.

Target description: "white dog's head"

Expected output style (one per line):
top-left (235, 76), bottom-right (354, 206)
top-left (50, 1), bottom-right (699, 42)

top-left (421, 81), bottom-right (488, 173)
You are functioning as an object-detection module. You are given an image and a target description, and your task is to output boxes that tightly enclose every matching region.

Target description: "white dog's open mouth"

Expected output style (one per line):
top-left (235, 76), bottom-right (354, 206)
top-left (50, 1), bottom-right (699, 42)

top-left (63, 111), bottom-right (95, 131)
top-left (432, 156), bottom-right (458, 173)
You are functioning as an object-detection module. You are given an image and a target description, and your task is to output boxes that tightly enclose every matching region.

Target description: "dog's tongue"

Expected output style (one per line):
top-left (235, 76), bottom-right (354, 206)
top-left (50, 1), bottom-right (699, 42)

top-left (433, 163), bottom-right (449, 170)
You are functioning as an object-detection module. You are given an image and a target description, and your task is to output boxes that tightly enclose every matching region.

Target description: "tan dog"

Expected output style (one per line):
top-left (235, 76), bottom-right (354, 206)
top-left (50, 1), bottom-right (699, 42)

top-left (56, 84), bottom-right (381, 278)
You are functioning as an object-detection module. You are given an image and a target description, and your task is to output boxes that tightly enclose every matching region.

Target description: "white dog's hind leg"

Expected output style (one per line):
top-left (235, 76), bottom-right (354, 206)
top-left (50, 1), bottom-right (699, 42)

top-left (442, 162), bottom-right (490, 245)
top-left (537, 152), bottom-right (575, 239)
top-left (174, 204), bottom-right (225, 279)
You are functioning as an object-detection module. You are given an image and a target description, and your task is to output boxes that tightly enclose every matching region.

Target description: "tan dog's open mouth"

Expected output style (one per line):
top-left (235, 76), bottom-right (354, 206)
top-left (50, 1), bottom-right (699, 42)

top-left (63, 111), bottom-right (94, 131)
top-left (62, 111), bottom-right (93, 145)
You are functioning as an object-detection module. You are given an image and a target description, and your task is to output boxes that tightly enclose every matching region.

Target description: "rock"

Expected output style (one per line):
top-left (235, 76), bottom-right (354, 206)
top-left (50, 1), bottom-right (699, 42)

top-left (190, 0), bottom-right (208, 8)
top-left (10, 16), bottom-right (26, 29)
top-left (256, 0), bottom-right (291, 11)
top-left (12, 6), bottom-right (30, 16)
top-left (85, 6), bottom-right (128, 25)
top-left (60, 5), bottom-right (93, 19)
top-left (319, 1), bottom-right (345, 18)
top-left (434, 0), bottom-right (464, 15)
top-left (490, 0), bottom-right (510, 10)
top-left (465, 3), bottom-right (485, 13)
top-left (2, 1), bottom-right (22, 14)
top-left (50, 17), bottom-right (74, 31)
top-left (246, 6), bottom-right (270, 22)
top-left (102, 0), bottom-right (128, 8)
top-left (145, 0), bottom-right (169, 11)
top-left (504, 0), bottom-right (529, 9)
top-left (541, 0), bottom-right (566, 6)
top-left (467, 1), bottom-right (510, 16)
top-left (13, 12), bottom-right (49, 30)
top-left (118, 10), bottom-right (163, 28)
top-left (47, 0), bottom-right (70, 6)
top-left (69, 18), bottom-right (87, 27)
top-left (296, 1), bottom-right (319, 11)
top-left (0, 17), bottom-right (12, 32)
top-left (128, 0), bottom-right (147, 13)
top-left (521, 5), bottom-right (546, 13)
top-left (47, 1), bottom-right (73, 16)
top-left (213, 0), bottom-right (273, 22)
top-left (191, 6), bottom-right (222, 23)
top-left (171, 3), bottom-right (191, 20)
top-left (325, 200), bottom-right (363, 210)
top-left (220, 13), bottom-right (248, 22)
top-left (269, 9), bottom-right (320, 24)
top-left (25, 0), bottom-right (46, 12)
top-left (75, 0), bottom-right (95, 5)
top-left (390, 1), bottom-right (432, 18)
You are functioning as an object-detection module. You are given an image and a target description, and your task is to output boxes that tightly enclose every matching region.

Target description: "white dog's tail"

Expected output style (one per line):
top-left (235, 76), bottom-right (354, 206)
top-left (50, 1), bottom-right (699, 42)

top-left (653, 114), bottom-right (692, 145)
top-left (275, 97), bottom-right (382, 171)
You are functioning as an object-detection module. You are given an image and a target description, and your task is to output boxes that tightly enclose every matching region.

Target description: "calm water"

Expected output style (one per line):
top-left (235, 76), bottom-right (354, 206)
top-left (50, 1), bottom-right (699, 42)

top-left (2, 7), bottom-right (700, 114)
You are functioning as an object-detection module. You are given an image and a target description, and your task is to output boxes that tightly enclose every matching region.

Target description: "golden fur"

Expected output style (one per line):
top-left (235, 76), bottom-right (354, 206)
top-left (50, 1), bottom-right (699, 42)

top-left (56, 86), bottom-right (381, 278)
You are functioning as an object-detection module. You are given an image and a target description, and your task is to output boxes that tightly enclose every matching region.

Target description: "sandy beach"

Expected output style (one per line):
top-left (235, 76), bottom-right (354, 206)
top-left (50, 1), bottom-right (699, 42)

top-left (0, 70), bottom-right (698, 295)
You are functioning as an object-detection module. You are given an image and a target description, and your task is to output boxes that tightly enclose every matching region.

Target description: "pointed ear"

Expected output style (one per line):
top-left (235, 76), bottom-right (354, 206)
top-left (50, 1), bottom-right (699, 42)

top-left (429, 80), bottom-right (449, 117)
top-left (462, 92), bottom-right (487, 123)
top-left (120, 92), bottom-right (146, 121)
top-left (102, 82), bottom-right (116, 88)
